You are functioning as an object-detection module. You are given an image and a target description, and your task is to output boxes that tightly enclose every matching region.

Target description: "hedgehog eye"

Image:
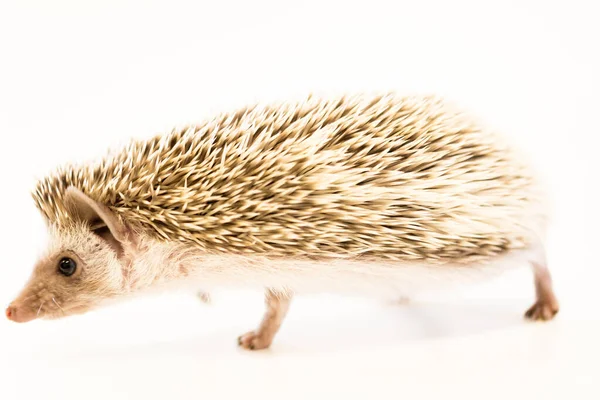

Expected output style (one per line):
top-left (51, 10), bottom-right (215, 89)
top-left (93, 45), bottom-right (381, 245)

top-left (58, 257), bottom-right (77, 277)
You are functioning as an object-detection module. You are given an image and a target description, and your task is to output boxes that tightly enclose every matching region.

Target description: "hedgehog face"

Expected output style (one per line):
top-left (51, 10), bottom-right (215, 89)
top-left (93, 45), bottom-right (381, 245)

top-left (6, 187), bottom-right (137, 323)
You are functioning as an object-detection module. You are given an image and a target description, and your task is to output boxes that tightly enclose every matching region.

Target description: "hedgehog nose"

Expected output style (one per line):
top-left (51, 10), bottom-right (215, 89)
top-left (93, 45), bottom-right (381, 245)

top-left (5, 305), bottom-right (16, 321)
top-left (5, 304), bottom-right (36, 323)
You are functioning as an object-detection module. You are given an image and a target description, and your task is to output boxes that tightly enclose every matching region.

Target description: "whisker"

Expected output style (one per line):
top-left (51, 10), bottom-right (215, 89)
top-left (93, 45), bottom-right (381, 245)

top-left (52, 297), bottom-right (65, 314)
top-left (21, 294), bottom-right (39, 302)
top-left (37, 301), bottom-right (45, 317)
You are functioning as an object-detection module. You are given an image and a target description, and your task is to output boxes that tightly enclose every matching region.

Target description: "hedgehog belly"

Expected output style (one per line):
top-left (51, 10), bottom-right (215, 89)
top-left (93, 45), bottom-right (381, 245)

top-left (174, 245), bottom-right (537, 297)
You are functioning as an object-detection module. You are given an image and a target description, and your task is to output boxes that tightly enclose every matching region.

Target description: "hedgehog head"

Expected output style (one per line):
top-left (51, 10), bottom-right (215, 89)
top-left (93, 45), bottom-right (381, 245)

top-left (6, 187), bottom-right (139, 323)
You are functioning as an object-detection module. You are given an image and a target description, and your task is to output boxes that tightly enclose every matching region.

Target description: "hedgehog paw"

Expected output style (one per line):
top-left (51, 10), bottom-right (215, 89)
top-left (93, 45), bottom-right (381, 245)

top-left (237, 331), bottom-right (272, 351)
top-left (196, 291), bottom-right (211, 304)
top-left (524, 300), bottom-right (559, 321)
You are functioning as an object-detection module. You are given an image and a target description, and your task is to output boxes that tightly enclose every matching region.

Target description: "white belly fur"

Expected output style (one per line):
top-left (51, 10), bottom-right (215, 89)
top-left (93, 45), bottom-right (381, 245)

top-left (183, 247), bottom-right (537, 298)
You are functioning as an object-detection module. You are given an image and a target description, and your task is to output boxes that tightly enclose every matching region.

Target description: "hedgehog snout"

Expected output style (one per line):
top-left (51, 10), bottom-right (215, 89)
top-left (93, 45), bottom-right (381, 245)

top-left (5, 303), bottom-right (37, 323)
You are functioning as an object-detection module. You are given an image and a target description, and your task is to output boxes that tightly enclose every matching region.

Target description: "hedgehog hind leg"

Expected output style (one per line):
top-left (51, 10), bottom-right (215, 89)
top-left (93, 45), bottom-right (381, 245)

top-left (238, 289), bottom-right (292, 350)
top-left (524, 248), bottom-right (559, 321)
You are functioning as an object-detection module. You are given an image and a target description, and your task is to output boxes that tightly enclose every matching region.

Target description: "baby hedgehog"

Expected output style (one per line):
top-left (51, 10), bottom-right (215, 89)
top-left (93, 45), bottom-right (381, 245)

top-left (6, 93), bottom-right (558, 350)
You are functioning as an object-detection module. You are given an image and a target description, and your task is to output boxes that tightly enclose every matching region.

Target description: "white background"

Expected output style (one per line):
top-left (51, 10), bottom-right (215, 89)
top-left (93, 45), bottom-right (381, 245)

top-left (0, 0), bottom-right (598, 399)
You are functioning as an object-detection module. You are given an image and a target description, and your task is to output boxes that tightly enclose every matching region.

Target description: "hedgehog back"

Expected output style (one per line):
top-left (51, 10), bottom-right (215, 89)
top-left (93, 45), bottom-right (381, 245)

top-left (33, 94), bottom-right (542, 263)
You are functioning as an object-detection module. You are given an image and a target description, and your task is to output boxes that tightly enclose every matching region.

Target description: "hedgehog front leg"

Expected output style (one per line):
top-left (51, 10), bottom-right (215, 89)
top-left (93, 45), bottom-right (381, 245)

top-left (237, 289), bottom-right (291, 350)
top-left (524, 258), bottom-right (559, 321)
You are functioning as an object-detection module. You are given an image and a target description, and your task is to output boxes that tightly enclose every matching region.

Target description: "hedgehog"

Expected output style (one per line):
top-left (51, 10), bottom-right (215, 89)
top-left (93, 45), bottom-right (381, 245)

top-left (5, 93), bottom-right (558, 350)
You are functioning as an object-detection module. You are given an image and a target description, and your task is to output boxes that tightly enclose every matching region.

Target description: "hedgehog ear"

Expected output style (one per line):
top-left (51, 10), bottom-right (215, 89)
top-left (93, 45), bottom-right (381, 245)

top-left (64, 187), bottom-right (131, 253)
